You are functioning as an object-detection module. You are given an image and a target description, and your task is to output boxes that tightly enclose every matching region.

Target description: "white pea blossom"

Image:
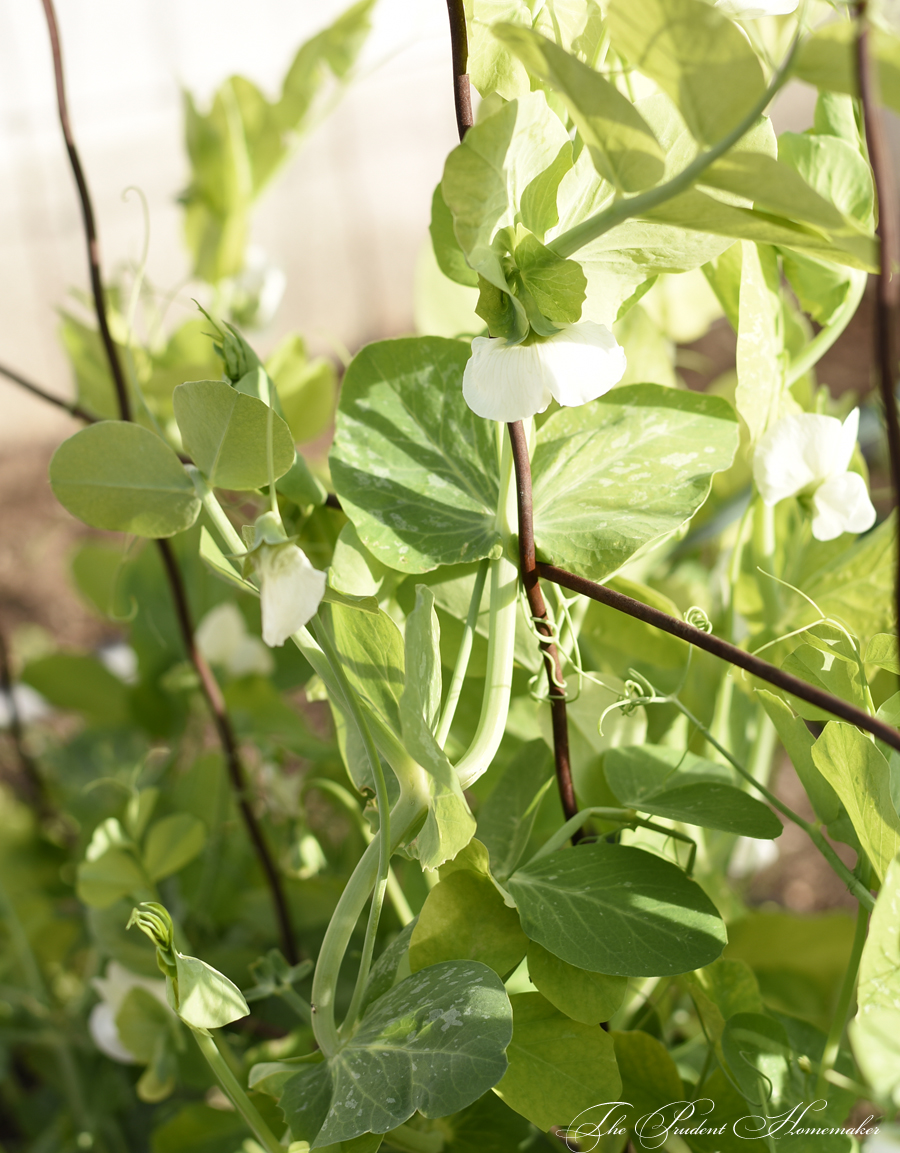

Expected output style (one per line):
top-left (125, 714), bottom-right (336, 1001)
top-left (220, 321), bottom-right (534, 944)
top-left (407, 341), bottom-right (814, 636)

top-left (88, 962), bottom-right (170, 1063)
top-left (462, 321), bottom-right (627, 422)
top-left (715, 0), bottom-right (799, 17)
top-left (196, 602), bottom-right (274, 677)
top-left (753, 408), bottom-right (876, 541)
top-left (256, 543), bottom-right (326, 647)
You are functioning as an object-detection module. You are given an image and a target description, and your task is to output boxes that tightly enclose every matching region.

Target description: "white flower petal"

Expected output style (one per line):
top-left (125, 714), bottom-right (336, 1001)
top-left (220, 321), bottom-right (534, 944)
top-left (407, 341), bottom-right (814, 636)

top-left (835, 407), bottom-right (861, 476)
top-left (541, 322), bottom-right (628, 408)
top-left (811, 471), bottom-right (876, 541)
top-left (258, 545), bottom-right (327, 647)
top-left (89, 1002), bottom-right (138, 1063)
top-left (196, 603), bottom-right (249, 668)
top-left (753, 412), bottom-right (851, 505)
top-left (715, 0), bottom-right (798, 16)
top-left (228, 636), bottom-right (276, 678)
top-left (462, 337), bottom-right (552, 421)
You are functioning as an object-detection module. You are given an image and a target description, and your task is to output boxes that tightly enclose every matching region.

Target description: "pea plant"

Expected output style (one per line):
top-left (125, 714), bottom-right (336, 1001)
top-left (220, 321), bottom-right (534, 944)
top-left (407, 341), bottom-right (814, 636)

top-left (4, 0), bottom-right (900, 1149)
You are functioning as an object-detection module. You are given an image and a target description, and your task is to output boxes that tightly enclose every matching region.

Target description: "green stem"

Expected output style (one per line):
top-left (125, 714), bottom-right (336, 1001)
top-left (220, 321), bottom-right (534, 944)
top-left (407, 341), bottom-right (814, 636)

top-left (671, 697), bottom-right (875, 911)
top-left (311, 615), bottom-right (392, 1041)
top-left (191, 1028), bottom-right (282, 1153)
top-left (435, 558), bottom-right (489, 747)
top-left (309, 784), bottom-right (428, 1056)
top-left (786, 269), bottom-right (868, 386)
top-left (453, 432), bottom-right (518, 789)
top-left (189, 467), bottom-right (247, 554)
top-left (815, 897), bottom-right (869, 1099)
top-left (550, 37), bottom-right (800, 260)
top-left (277, 985), bottom-right (312, 1025)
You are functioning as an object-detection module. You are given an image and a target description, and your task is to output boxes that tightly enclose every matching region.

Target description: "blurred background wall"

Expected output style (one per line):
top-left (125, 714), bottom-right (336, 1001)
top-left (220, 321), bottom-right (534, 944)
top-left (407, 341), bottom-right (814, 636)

top-left (0, 0), bottom-right (461, 445)
top-left (1, 1), bottom-right (894, 447)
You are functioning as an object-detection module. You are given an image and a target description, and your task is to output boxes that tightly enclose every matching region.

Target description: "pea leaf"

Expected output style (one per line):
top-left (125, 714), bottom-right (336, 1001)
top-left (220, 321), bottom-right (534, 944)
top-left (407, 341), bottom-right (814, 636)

top-left (266, 333), bottom-right (338, 445)
top-left (50, 422), bottom-right (200, 538)
top-left (526, 942), bottom-right (626, 1024)
top-left (77, 849), bottom-right (150, 909)
top-left (736, 241), bottom-right (786, 446)
top-left (173, 379), bottom-right (295, 491)
top-left (275, 962), bottom-right (512, 1147)
top-left (794, 23), bottom-right (900, 118)
top-left (21, 653), bottom-right (130, 726)
top-left (531, 383), bottom-right (739, 581)
top-left (441, 92), bottom-right (570, 291)
top-left (512, 232), bottom-right (587, 323)
top-left (494, 992), bottom-right (621, 1132)
top-left (508, 842), bottom-right (727, 976)
top-left (330, 337), bottom-right (501, 573)
top-left (409, 869), bottom-right (527, 976)
top-left (611, 1029), bottom-right (684, 1133)
top-left (607, 0), bottom-right (765, 147)
top-left (170, 953), bottom-right (249, 1030)
top-left (866, 632), bottom-right (900, 674)
top-left (851, 851), bottom-right (900, 1108)
top-left (811, 722), bottom-right (900, 883)
top-left (604, 745), bottom-right (783, 839)
top-left (476, 739), bottom-right (555, 881)
top-left (494, 25), bottom-right (665, 192)
top-left (142, 814), bottom-right (207, 882)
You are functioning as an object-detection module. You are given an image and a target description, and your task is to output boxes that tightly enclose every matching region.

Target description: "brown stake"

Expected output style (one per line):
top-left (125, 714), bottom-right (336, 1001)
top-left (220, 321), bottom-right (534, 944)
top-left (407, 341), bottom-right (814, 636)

top-left (857, 3), bottom-right (900, 643)
top-left (39, 0), bottom-right (297, 962)
top-left (446, 0), bottom-right (474, 140)
top-left (539, 562), bottom-right (900, 754)
top-left (508, 422), bottom-right (580, 830)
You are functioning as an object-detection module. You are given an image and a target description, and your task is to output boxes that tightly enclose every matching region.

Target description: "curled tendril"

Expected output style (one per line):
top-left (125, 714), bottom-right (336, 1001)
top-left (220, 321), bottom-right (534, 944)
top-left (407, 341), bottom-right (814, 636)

top-left (684, 605), bottom-right (713, 633)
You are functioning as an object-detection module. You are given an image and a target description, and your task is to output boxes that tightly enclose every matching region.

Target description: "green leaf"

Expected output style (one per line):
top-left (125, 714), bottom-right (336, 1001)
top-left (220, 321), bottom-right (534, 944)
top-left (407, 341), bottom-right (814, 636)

top-left (409, 869), bottom-right (527, 976)
top-left (526, 941), bottom-right (626, 1024)
top-left (779, 132), bottom-right (874, 230)
top-left (720, 1012), bottom-right (792, 1109)
top-left (642, 189), bottom-right (876, 271)
top-left (531, 384), bottom-right (739, 581)
top-left (494, 992), bottom-right (621, 1132)
top-left (735, 242), bottom-right (783, 445)
top-left (77, 849), bottom-right (150, 909)
top-left (276, 961), bottom-right (512, 1147)
top-left (683, 957), bottom-right (764, 1053)
top-left (199, 526), bottom-right (258, 594)
top-left (21, 652), bottom-right (130, 726)
top-left (508, 842), bottom-right (727, 976)
top-left (758, 691), bottom-right (855, 847)
top-left (611, 1029), bottom-right (683, 1133)
top-left (464, 0), bottom-right (532, 100)
top-left (794, 23), bottom-right (900, 118)
top-left (431, 185), bottom-right (480, 288)
top-left (476, 739), bottom-right (555, 880)
top-left (50, 422), bottom-right (200, 538)
top-left (781, 638), bottom-right (870, 723)
top-left (866, 632), bottom-right (900, 674)
top-left (142, 814), bottom-right (207, 882)
top-left (604, 745), bottom-right (782, 838)
top-left (441, 92), bottom-right (570, 290)
top-left (173, 379), bottom-right (295, 491)
top-left (324, 601), bottom-right (405, 744)
top-left (276, 453), bottom-right (328, 509)
top-left (494, 25), bottom-right (665, 192)
top-left (437, 1091), bottom-right (533, 1153)
top-left (151, 1103), bottom-right (249, 1153)
top-left (811, 722), bottom-right (900, 883)
top-left (116, 986), bottom-right (175, 1063)
top-left (330, 338), bottom-right (501, 573)
top-left (59, 311), bottom-right (120, 419)
top-left (266, 334), bottom-right (338, 445)
top-left (607, 0), bottom-right (765, 146)
top-left (851, 851), bottom-right (900, 1108)
top-left (171, 953), bottom-right (249, 1029)
top-left (512, 231), bottom-right (586, 323)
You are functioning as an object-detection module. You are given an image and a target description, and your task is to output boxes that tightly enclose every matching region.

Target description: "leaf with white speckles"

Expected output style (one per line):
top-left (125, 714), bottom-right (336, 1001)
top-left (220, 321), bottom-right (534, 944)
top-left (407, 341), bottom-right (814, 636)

top-left (276, 961), bottom-right (512, 1147)
top-left (531, 383), bottom-right (739, 581)
top-left (851, 851), bottom-right (900, 1107)
top-left (330, 338), bottom-right (501, 573)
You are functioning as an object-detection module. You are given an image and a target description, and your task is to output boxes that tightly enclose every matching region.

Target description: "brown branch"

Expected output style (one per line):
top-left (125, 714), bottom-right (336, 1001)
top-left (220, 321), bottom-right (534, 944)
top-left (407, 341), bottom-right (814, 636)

top-left (156, 540), bottom-right (298, 963)
top-left (39, 0), bottom-right (297, 962)
top-left (0, 361), bottom-right (99, 424)
top-left (0, 628), bottom-right (48, 814)
top-left (446, 0), bottom-right (474, 140)
top-left (857, 3), bottom-right (900, 642)
top-left (508, 423), bottom-right (580, 830)
top-left (40, 0), bottom-right (131, 423)
top-left (538, 562), bottom-right (900, 755)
